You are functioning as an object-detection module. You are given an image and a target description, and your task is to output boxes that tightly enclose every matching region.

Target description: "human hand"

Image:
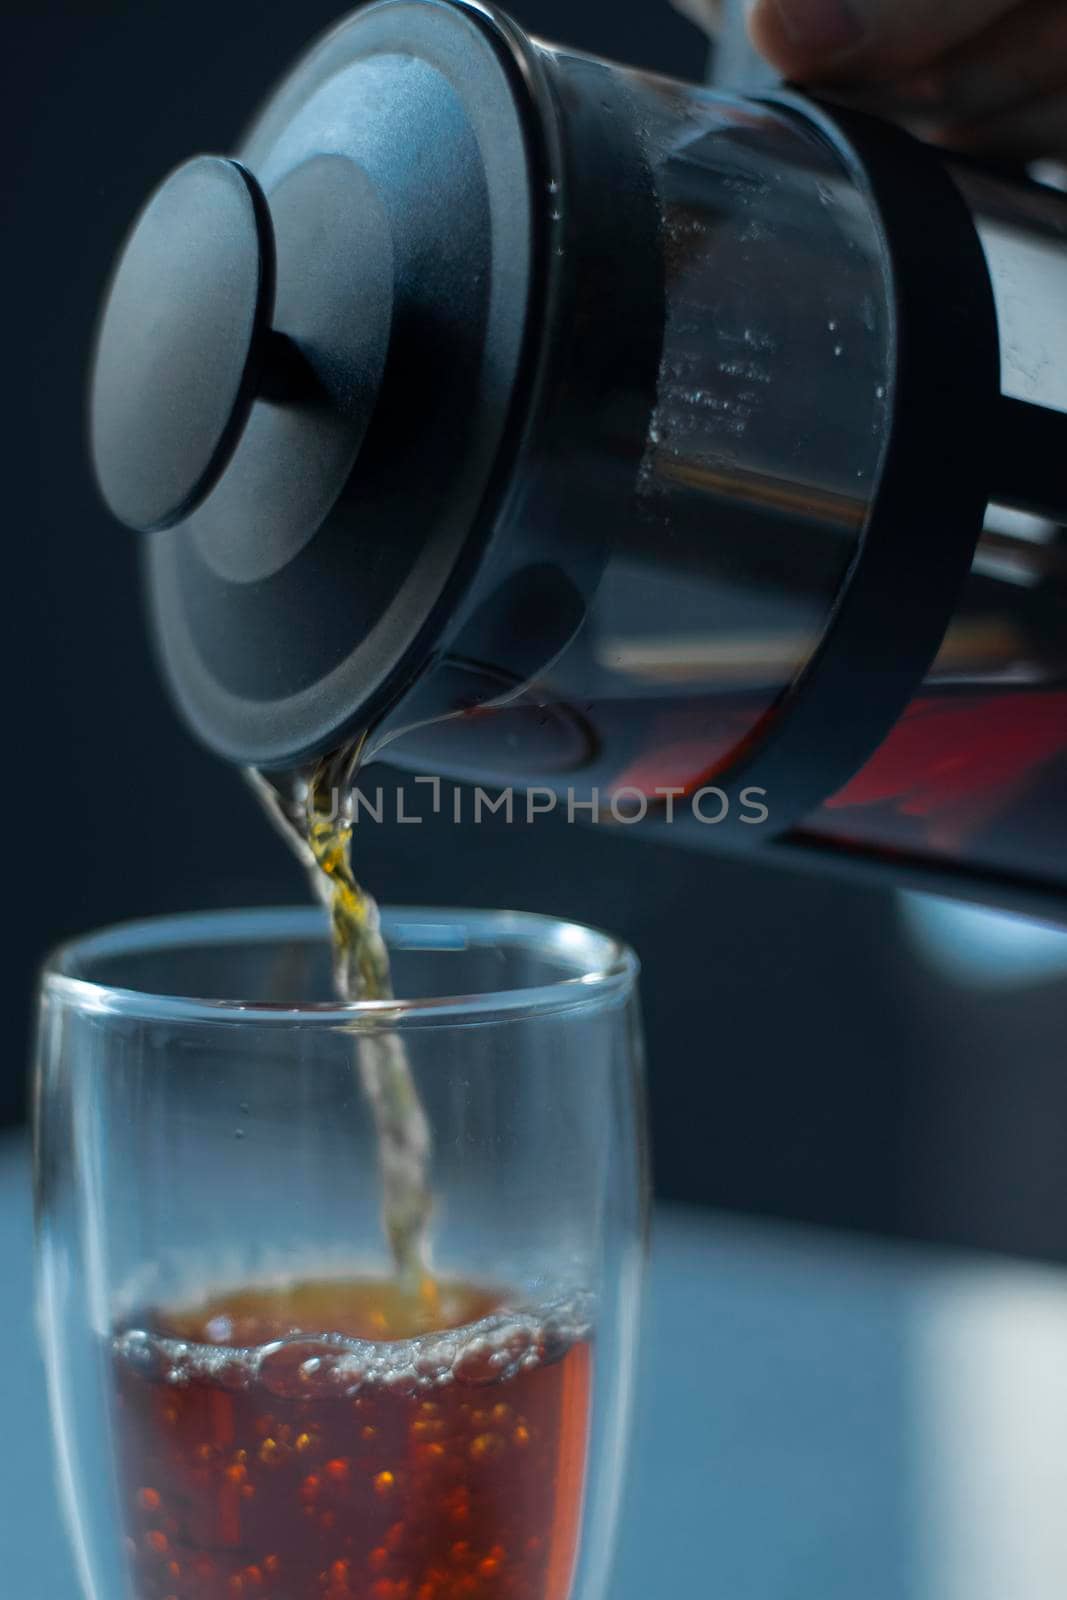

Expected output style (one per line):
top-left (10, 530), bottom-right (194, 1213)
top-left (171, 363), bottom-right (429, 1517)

top-left (682, 0), bottom-right (1067, 159)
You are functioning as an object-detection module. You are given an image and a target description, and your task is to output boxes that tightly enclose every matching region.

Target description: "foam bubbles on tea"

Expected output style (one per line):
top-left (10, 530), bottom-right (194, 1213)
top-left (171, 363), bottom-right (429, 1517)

top-left (111, 1282), bottom-right (592, 1600)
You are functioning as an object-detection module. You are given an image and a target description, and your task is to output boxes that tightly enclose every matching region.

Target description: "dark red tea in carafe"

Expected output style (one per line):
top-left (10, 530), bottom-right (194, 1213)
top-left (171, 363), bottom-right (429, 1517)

top-left (110, 1280), bottom-right (591, 1600)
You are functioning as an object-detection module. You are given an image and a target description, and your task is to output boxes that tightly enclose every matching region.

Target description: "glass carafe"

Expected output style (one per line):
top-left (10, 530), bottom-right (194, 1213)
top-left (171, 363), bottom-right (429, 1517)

top-left (88, 0), bottom-right (1067, 915)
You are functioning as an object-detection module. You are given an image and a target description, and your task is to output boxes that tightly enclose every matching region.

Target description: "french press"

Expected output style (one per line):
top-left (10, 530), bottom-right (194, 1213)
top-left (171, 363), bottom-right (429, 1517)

top-left (89, 0), bottom-right (1067, 914)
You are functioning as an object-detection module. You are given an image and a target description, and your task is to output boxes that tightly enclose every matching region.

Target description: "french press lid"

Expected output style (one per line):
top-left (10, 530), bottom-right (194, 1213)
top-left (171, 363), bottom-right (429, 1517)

top-left (90, 0), bottom-right (560, 768)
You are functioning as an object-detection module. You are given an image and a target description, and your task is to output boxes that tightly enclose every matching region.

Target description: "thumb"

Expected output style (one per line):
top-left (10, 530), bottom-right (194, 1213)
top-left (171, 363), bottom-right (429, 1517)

top-left (747, 0), bottom-right (1022, 81)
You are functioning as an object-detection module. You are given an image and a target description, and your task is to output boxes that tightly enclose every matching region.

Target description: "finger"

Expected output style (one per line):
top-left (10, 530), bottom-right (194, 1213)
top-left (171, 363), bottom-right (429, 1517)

top-left (803, 0), bottom-right (1067, 134)
top-left (908, 0), bottom-right (1067, 124)
top-left (747, 0), bottom-right (1023, 84)
top-left (939, 90), bottom-right (1067, 160)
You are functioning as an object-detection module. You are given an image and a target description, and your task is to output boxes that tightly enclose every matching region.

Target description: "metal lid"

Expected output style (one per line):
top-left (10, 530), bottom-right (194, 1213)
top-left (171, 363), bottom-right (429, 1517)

top-left (90, 0), bottom-right (549, 767)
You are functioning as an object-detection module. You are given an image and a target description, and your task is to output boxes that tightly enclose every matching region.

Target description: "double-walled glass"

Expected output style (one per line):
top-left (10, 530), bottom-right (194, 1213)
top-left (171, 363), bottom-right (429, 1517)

top-left (34, 908), bottom-right (646, 1600)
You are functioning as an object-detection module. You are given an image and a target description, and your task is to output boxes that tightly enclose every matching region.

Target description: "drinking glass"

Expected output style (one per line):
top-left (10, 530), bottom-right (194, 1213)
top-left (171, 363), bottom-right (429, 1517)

top-left (34, 907), bottom-right (646, 1600)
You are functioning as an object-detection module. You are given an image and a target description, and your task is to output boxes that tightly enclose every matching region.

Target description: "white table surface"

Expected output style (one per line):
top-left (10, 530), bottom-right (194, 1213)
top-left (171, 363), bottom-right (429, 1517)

top-left (5, 1129), bottom-right (1067, 1600)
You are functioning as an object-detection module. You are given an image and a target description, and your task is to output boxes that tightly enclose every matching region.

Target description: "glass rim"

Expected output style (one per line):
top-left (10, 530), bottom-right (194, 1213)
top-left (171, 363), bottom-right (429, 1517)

top-left (41, 906), bottom-right (640, 1027)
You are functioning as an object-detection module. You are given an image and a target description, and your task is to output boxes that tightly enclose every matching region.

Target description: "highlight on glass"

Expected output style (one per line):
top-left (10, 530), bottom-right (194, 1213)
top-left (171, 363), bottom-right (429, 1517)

top-left (34, 907), bottom-right (647, 1600)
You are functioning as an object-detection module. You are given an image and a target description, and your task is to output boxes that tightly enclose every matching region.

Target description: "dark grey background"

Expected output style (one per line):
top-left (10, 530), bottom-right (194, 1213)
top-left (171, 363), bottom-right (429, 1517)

top-left (7, 0), bottom-right (1067, 1260)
